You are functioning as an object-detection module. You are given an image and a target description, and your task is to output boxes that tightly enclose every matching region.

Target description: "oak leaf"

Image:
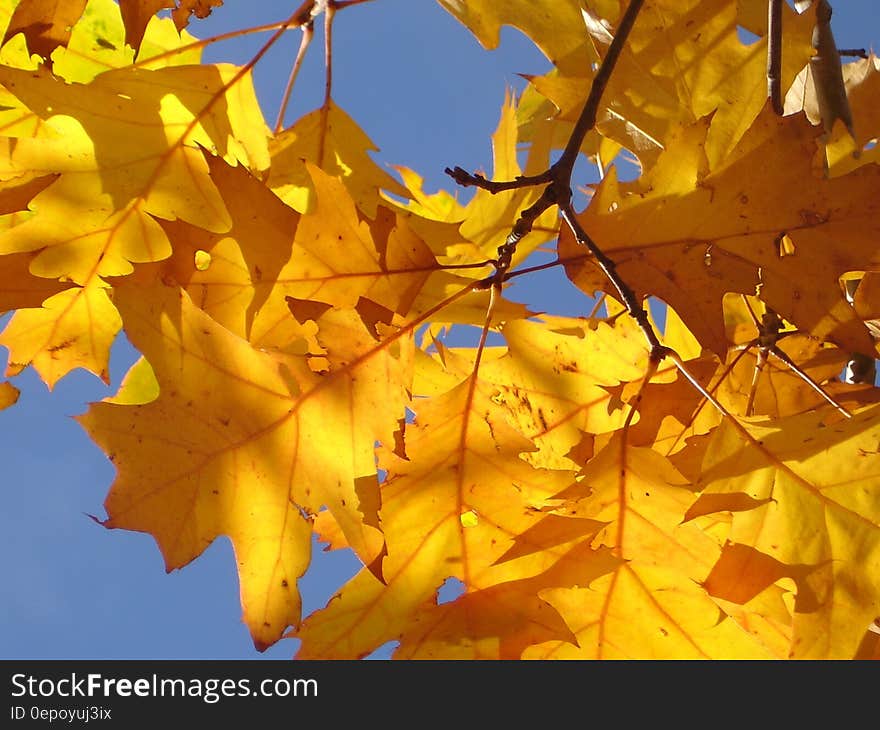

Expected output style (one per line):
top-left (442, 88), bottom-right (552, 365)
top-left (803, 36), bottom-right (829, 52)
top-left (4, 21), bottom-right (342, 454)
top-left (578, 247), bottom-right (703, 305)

top-left (437, 0), bottom-right (594, 76)
top-left (527, 0), bottom-right (814, 168)
top-left (295, 380), bottom-right (577, 659)
top-left (687, 405), bottom-right (880, 658)
top-left (78, 279), bottom-right (413, 650)
top-left (560, 106), bottom-right (880, 358)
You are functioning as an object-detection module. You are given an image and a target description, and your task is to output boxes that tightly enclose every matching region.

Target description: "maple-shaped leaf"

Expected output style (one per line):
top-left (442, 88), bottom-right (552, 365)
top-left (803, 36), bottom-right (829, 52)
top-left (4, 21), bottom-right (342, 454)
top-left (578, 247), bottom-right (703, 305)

top-left (515, 433), bottom-right (791, 658)
top-left (454, 91), bottom-right (559, 264)
top-left (394, 544), bottom-right (619, 659)
top-left (560, 106), bottom-right (880, 358)
top-left (2, 0), bottom-right (89, 62)
top-left (79, 279), bottom-right (413, 650)
top-left (528, 0), bottom-right (814, 169)
top-left (153, 153), bottom-right (301, 340)
top-left (0, 0), bottom-right (163, 83)
top-left (437, 0), bottom-right (594, 77)
top-left (527, 562), bottom-right (780, 659)
top-left (0, 56), bottom-right (268, 384)
top-left (787, 54), bottom-right (880, 176)
top-left (295, 380), bottom-right (577, 659)
top-left (687, 404), bottom-right (880, 658)
top-left (415, 315), bottom-right (651, 470)
top-left (0, 283), bottom-right (121, 387)
top-left (269, 101), bottom-right (408, 217)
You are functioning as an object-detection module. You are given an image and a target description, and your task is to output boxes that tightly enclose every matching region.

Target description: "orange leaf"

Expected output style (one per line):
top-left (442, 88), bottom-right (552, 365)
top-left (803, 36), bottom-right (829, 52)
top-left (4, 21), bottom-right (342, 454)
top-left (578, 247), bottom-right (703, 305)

top-left (171, 0), bottom-right (223, 32)
top-left (79, 279), bottom-right (412, 650)
top-left (561, 106), bottom-right (880, 357)
top-left (2, 0), bottom-right (89, 62)
top-left (118, 0), bottom-right (174, 51)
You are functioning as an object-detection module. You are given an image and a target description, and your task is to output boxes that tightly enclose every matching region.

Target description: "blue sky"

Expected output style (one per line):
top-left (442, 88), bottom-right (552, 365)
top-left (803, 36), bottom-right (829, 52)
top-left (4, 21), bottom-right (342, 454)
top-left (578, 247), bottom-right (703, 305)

top-left (1, 1), bottom-right (877, 660)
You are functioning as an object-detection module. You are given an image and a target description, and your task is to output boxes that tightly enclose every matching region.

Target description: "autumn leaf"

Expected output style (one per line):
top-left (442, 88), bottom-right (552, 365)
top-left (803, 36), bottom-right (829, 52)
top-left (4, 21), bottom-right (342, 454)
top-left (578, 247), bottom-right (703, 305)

top-left (526, 0), bottom-right (815, 168)
top-left (414, 315), bottom-right (651, 470)
top-left (295, 379), bottom-right (577, 659)
top-left (687, 404), bottom-right (880, 658)
top-left (118, 0), bottom-right (174, 52)
top-left (78, 278), bottom-right (413, 650)
top-left (268, 100), bottom-right (409, 216)
top-left (0, 40), bottom-right (268, 383)
top-left (2, 0), bottom-right (88, 62)
top-left (437, 0), bottom-right (595, 76)
top-left (560, 106), bottom-right (880, 357)
top-left (2, 0), bottom-right (879, 662)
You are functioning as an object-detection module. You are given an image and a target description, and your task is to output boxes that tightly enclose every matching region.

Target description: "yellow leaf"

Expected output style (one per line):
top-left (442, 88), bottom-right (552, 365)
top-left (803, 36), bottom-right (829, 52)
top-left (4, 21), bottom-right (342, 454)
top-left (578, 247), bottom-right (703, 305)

top-left (0, 61), bottom-right (268, 225)
top-left (456, 91), bottom-right (558, 264)
top-left (561, 106), bottom-right (880, 357)
top-left (0, 203), bottom-right (171, 284)
top-left (437, 0), bottom-right (594, 77)
top-left (417, 315), bottom-right (650, 469)
top-left (268, 101), bottom-right (408, 216)
top-left (530, 0), bottom-right (814, 168)
top-left (103, 355), bottom-right (159, 405)
top-left (529, 562), bottom-right (776, 658)
top-left (690, 404), bottom-right (880, 658)
top-left (295, 381), bottom-right (576, 659)
top-left (79, 280), bottom-right (411, 650)
top-left (0, 283), bottom-right (120, 387)
top-left (2, 0), bottom-right (89, 62)
top-left (394, 544), bottom-right (618, 659)
top-left (51, 0), bottom-right (134, 83)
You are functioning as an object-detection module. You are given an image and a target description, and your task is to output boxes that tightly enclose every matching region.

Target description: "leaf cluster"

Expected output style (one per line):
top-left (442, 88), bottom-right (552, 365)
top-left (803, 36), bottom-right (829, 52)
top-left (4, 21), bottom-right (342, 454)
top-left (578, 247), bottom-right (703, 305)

top-left (1, 0), bottom-right (880, 659)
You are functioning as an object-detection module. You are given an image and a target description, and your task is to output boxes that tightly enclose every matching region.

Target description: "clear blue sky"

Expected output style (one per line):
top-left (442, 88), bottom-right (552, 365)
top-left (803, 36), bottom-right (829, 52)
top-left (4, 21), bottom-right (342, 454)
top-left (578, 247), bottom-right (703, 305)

top-left (1, 1), bottom-right (876, 660)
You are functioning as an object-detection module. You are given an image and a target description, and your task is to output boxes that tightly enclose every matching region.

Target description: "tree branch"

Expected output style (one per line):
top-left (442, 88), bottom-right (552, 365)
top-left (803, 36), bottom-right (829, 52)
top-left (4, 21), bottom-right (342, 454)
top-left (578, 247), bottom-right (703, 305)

top-left (768, 0), bottom-right (783, 115)
top-left (446, 0), bottom-right (655, 355)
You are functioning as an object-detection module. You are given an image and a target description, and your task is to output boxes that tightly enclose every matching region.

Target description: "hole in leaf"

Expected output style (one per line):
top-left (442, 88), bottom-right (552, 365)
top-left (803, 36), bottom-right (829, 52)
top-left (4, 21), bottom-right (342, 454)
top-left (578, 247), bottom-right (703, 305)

top-left (459, 509), bottom-right (478, 528)
top-left (736, 25), bottom-right (761, 45)
top-left (194, 249), bottom-right (211, 271)
top-left (775, 233), bottom-right (796, 257)
top-left (436, 576), bottom-right (466, 605)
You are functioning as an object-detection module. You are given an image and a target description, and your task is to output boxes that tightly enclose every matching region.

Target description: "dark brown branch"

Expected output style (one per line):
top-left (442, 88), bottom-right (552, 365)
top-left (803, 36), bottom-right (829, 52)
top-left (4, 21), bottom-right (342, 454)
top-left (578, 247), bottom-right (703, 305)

top-left (838, 48), bottom-right (868, 58)
top-left (444, 166), bottom-right (552, 193)
top-left (768, 0), bottom-right (783, 115)
top-left (447, 0), bottom-right (654, 354)
top-left (553, 0), bottom-right (644, 184)
top-left (446, 0), bottom-right (644, 199)
top-left (559, 204), bottom-right (667, 356)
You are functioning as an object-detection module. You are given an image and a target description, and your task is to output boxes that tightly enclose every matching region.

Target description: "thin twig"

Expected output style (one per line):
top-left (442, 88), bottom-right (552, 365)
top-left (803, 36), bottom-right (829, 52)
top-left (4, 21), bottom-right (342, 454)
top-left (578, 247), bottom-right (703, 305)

top-left (274, 21), bottom-right (315, 133)
top-left (559, 204), bottom-right (666, 355)
top-left (769, 346), bottom-right (853, 417)
top-left (745, 347), bottom-right (768, 416)
top-left (768, 0), bottom-right (784, 115)
top-left (838, 48), bottom-right (868, 58)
